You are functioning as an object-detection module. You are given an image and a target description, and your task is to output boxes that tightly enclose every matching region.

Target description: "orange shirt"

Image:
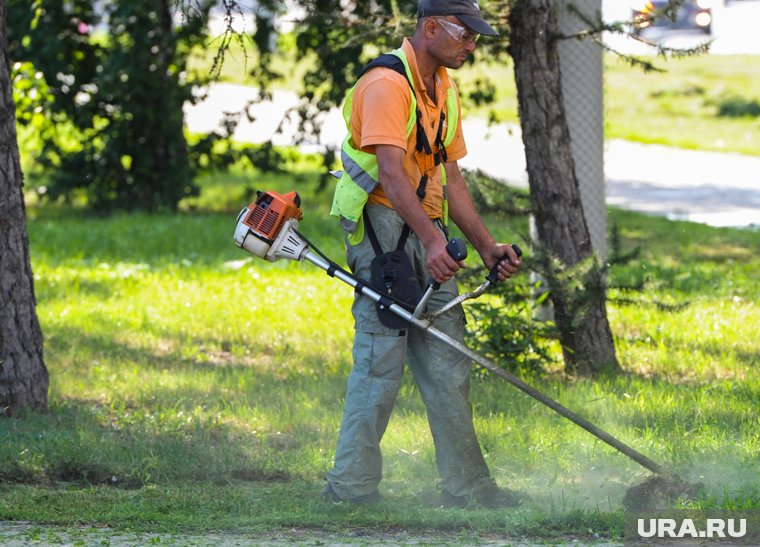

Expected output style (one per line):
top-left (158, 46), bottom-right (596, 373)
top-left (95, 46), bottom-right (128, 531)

top-left (349, 38), bottom-right (467, 219)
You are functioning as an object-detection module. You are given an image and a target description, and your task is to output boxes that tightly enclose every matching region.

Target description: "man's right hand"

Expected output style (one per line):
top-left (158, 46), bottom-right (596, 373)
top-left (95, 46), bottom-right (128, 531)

top-left (425, 237), bottom-right (465, 284)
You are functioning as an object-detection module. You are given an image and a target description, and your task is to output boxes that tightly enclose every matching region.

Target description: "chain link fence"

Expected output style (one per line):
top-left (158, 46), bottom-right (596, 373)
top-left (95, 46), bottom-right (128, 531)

top-left (556, 0), bottom-right (607, 260)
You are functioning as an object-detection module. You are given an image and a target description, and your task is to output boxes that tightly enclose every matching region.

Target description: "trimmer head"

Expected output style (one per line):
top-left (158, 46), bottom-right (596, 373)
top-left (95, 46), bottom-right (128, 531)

top-left (623, 473), bottom-right (703, 510)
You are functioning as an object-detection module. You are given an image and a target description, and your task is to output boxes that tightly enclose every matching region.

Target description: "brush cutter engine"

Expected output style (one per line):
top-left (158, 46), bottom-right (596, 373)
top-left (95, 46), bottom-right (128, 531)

top-left (234, 190), bottom-right (309, 262)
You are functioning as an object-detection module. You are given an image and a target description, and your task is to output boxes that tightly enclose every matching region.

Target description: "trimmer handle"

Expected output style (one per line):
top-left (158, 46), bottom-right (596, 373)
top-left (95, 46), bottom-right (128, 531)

top-left (430, 238), bottom-right (468, 289)
top-left (485, 243), bottom-right (523, 284)
top-left (446, 238), bottom-right (468, 261)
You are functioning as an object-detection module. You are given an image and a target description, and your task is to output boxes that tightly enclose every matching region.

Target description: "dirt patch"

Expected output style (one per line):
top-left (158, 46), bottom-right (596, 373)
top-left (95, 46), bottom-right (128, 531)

top-left (0, 464), bottom-right (37, 484)
top-left (0, 461), bottom-right (144, 490)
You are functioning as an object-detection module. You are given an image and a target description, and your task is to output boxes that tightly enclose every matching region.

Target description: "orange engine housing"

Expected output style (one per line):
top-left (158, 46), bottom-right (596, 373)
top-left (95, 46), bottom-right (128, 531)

top-left (243, 190), bottom-right (303, 242)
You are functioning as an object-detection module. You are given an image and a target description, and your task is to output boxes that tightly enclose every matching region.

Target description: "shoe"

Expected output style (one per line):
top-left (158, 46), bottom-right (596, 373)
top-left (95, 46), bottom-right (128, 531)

top-left (439, 479), bottom-right (530, 509)
top-left (321, 483), bottom-right (382, 505)
top-left (472, 478), bottom-right (531, 508)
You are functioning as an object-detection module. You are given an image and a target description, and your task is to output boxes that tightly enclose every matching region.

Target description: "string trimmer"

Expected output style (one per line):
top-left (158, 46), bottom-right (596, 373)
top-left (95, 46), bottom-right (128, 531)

top-left (233, 189), bottom-right (701, 509)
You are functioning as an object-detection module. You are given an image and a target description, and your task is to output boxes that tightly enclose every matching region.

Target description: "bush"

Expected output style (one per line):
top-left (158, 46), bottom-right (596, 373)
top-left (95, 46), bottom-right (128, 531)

top-left (8, 0), bottom-right (216, 212)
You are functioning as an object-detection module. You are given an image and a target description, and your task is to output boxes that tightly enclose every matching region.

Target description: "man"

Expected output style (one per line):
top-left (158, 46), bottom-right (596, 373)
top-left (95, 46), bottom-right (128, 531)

top-left (326, 0), bottom-right (524, 508)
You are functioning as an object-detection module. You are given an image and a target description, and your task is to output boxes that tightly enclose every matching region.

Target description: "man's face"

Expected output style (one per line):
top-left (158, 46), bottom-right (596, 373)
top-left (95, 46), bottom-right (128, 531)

top-left (430, 16), bottom-right (479, 69)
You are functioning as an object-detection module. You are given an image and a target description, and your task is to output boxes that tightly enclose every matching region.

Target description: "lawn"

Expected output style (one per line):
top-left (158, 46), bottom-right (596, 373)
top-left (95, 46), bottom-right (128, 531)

top-left (1, 168), bottom-right (758, 544)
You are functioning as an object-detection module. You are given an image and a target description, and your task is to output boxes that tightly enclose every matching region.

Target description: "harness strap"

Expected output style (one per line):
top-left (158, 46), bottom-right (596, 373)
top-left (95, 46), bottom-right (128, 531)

top-left (434, 111), bottom-right (447, 165)
top-left (416, 110), bottom-right (433, 156)
top-left (416, 174), bottom-right (428, 200)
top-left (363, 208), bottom-right (412, 255)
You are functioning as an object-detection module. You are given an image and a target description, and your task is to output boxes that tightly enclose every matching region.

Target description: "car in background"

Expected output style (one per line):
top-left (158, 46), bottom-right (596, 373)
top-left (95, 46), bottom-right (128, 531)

top-left (631, 0), bottom-right (713, 35)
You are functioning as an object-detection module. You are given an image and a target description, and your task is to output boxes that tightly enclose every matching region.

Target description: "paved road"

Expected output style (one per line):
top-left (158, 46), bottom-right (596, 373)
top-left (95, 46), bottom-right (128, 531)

top-left (184, 84), bottom-right (760, 228)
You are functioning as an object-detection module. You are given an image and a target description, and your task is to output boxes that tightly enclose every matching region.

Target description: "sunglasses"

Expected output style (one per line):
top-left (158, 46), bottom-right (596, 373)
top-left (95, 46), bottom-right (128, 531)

top-left (435, 18), bottom-right (480, 44)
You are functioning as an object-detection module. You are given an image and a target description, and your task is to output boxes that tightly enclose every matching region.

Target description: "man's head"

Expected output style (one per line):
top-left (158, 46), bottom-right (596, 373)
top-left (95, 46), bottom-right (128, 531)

top-left (417, 0), bottom-right (498, 37)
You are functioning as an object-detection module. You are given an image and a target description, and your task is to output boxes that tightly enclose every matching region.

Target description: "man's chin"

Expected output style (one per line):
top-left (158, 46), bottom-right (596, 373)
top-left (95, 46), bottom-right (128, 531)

top-left (448, 58), bottom-right (467, 70)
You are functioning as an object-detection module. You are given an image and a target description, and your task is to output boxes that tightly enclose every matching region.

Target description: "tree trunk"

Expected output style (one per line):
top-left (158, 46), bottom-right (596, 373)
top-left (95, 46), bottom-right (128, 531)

top-left (0, 0), bottom-right (49, 415)
top-left (508, 0), bottom-right (620, 376)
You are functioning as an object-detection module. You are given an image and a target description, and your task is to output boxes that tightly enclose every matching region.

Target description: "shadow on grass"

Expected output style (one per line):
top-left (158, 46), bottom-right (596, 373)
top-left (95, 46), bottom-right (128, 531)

top-left (36, 276), bottom-right (117, 302)
top-left (0, 394), bottom-right (296, 490)
top-left (48, 320), bottom-right (349, 378)
top-left (1, 324), bottom-right (354, 490)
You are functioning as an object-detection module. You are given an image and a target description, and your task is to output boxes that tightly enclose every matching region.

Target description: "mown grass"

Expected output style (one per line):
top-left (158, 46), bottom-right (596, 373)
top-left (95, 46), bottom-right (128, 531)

top-left (1, 169), bottom-right (759, 543)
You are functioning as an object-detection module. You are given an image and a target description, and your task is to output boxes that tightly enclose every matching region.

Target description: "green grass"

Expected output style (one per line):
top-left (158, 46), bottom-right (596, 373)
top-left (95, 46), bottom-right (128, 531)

top-left (604, 55), bottom-right (760, 155)
top-left (189, 40), bottom-right (760, 157)
top-left (2, 171), bottom-right (759, 542)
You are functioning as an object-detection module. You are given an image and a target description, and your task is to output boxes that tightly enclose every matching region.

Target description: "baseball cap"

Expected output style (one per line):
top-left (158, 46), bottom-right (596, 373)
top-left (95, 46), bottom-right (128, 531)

top-left (417, 0), bottom-right (499, 36)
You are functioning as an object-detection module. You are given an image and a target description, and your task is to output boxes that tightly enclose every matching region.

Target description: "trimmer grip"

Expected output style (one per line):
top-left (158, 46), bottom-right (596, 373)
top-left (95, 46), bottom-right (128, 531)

top-left (446, 238), bottom-right (468, 261)
top-left (486, 243), bottom-right (523, 284)
top-left (427, 238), bottom-right (466, 290)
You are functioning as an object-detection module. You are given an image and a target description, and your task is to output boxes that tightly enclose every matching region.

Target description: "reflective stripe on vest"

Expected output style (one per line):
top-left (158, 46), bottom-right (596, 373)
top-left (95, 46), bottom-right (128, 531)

top-left (331, 47), bottom-right (459, 245)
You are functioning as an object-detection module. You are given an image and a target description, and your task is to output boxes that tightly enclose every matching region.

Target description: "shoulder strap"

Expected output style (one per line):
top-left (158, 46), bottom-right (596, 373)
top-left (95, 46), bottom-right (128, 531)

top-left (358, 54), bottom-right (413, 92)
top-left (359, 53), bottom-right (435, 198)
top-left (363, 208), bottom-right (412, 255)
top-left (363, 208), bottom-right (384, 256)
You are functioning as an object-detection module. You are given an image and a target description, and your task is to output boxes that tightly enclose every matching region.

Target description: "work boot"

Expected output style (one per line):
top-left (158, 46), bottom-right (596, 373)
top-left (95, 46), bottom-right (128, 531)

top-left (321, 483), bottom-right (382, 505)
top-left (472, 482), bottom-right (528, 509)
top-left (439, 479), bottom-right (529, 509)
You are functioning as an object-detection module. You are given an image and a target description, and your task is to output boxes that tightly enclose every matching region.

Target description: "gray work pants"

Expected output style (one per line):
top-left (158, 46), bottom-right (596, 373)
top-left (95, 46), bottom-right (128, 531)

top-left (325, 204), bottom-right (492, 499)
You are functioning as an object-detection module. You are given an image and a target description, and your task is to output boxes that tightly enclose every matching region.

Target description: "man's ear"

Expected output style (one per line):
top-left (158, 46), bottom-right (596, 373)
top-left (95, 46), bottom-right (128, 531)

top-left (422, 17), bottom-right (439, 38)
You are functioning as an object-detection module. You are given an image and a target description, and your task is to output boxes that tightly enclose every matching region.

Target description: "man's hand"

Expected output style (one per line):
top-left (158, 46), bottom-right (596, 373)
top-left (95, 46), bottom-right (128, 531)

top-left (444, 161), bottom-right (521, 283)
top-left (425, 237), bottom-right (466, 284)
top-left (481, 243), bottom-right (522, 282)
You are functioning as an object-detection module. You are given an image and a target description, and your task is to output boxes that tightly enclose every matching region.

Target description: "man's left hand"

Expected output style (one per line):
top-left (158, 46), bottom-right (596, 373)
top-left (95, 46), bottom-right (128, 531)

top-left (483, 243), bottom-right (522, 282)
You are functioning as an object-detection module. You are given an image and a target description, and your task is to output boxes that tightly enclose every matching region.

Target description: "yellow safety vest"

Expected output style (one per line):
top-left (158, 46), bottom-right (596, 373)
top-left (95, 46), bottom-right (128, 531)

top-left (330, 47), bottom-right (459, 245)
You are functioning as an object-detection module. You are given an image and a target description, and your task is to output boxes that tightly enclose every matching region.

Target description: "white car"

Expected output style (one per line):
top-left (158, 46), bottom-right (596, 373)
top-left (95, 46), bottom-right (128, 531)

top-left (631, 0), bottom-right (714, 35)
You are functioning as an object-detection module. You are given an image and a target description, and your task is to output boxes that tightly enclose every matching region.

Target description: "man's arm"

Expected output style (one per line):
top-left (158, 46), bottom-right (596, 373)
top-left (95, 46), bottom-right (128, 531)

top-left (445, 160), bottom-right (522, 281)
top-left (375, 145), bottom-right (463, 283)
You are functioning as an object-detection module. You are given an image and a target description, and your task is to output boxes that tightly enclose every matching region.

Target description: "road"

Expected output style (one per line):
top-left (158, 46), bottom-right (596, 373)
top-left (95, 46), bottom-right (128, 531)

top-left (185, 84), bottom-right (759, 228)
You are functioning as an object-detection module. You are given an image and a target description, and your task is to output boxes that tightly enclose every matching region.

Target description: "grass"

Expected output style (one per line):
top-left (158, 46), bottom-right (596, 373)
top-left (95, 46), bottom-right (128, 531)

top-left (2, 167), bottom-right (759, 544)
top-left (188, 37), bottom-right (760, 157)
